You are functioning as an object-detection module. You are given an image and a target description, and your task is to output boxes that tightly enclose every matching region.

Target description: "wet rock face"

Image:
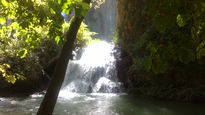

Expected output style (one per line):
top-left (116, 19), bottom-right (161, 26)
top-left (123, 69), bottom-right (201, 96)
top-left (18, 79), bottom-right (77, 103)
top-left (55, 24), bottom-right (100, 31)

top-left (115, 0), bottom-right (149, 80)
top-left (98, 83), bottom-right (121, 93)
top-left (115, 0), bottom-right (151, 92)
top-left (92, 76), bottom-right (121, 93)
top-left (114, 46), bottom-right (132, 89)
top-left (91, 67), bottom-right (105, 85)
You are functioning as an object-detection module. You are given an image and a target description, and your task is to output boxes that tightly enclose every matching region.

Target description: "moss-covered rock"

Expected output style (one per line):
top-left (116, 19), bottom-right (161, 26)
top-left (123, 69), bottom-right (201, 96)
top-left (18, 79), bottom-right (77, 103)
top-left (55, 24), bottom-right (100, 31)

top-left (116, 0), bottom-right (205, 102)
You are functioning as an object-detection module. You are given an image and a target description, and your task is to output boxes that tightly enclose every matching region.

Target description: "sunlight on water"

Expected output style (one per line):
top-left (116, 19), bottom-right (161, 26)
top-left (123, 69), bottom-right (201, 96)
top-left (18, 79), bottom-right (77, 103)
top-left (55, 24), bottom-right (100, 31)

top-left (59, 91), bottom-right (80, 100)
top-left (79, 41), bottom-right (115, 67)
top-left (31, 94), bottom-right (44, 98)
top-left (90, 93), bottom-right (122, 97)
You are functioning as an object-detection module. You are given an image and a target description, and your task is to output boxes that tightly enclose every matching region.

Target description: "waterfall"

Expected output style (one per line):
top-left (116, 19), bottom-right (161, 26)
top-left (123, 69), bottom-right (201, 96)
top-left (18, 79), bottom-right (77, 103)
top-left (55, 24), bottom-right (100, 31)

top-left (59, 0), bottom-right (119, 99)
top-left (85, 0), bottom-right (117, 41)
top-left (59, 41), bottom-right (122, 98)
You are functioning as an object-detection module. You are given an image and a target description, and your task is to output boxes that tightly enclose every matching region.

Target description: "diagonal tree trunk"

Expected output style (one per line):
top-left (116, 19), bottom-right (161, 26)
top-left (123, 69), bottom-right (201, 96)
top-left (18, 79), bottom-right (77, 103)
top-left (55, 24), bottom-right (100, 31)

top-left (37, 0), bottom-right (91, 114)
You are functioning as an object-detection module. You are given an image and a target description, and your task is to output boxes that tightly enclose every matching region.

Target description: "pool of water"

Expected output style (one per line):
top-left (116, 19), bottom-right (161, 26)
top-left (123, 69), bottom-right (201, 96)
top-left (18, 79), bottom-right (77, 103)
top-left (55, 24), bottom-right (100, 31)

top-left (0, 93), bottom-right (205, 115)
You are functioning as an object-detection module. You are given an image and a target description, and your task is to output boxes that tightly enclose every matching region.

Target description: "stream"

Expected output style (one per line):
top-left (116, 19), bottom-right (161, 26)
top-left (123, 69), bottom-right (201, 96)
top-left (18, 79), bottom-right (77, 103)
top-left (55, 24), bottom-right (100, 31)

top-left (0, 41), bottom-right (205, 115)
top-left (1, 93), bottom-right (205, 115)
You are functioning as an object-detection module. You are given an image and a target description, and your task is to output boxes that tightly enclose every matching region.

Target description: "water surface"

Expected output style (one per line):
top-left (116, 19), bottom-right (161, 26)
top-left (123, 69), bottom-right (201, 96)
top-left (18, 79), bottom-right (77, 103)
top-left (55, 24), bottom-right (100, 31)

top-left (0, 93), bottom-right (205, 115)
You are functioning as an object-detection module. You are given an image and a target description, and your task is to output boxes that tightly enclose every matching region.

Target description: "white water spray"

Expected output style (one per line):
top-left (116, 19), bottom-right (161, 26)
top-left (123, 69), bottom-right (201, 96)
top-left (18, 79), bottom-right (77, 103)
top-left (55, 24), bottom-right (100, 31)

top-left (79, 41), bottom-right (115, 67)
top-left (59, 41), bottom-right (121, 99)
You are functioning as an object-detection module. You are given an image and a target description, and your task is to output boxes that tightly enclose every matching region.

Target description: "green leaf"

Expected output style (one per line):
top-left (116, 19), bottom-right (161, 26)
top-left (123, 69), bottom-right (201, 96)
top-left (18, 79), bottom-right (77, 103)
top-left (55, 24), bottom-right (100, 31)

top-left (55, 36), bottom-right (60, 44)
top-left (176, 14), bottom-right (186, 27)
top-left (1, 0), bottom-right (9, 7)
top-left (50, 8), bottom-right (56, 14)
top-left (81, 2), bottom-right (89, 10)
top-left (12, 22), bottom-right (19, 29)
top-left (58, 0), bottom-right (61, 4)
top-left (150, 46), bottom-right (157, 54)
top-left (62, 8), bottom-right (71, 14)
top-left (17, 48), bottom-right (28, 59)
top-left (0, 17), bottom-right (6, 24)
top-left (147, 42), bottom-right (158, 55)
top-left (76, 9), bottom-right (88, 17)
top-left (62, 3), bottom-right (68, 10)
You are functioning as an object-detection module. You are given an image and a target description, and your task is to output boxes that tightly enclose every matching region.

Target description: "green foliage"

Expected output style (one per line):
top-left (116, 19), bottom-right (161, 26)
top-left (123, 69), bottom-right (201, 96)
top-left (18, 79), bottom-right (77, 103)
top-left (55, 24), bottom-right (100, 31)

top-left (62, 0), bottom-right (90, 17)
top-left (0, 0), bottom-right (101, 84)
top-left (0, 0), bottom-right (63, 56)
top-left (117, 0), bottom-right (204, 75)
top-left (0, 0), bottom-right (92, 56)
top-left (143, 0), bottom-right (205, 74)
top-left (0, 63), bottom-right (26, 84)
top-left (62, 20), bottom-right (96, 47)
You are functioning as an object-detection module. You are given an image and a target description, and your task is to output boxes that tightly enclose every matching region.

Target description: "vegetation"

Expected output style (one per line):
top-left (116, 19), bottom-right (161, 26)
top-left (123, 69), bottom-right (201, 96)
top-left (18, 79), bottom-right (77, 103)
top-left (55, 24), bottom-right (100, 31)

top-left (0, 0), bottom-right (96, 86)
top-left (63, 21), bottom-right (96, 48)
top-left (145, 0), bottom-right (205, 74)
top-left (0, 0), bottom-right (63, 84)
top-left (116, 0), bottom-right (205, 101)
top-left (1, 0), bottom-right (204, 107)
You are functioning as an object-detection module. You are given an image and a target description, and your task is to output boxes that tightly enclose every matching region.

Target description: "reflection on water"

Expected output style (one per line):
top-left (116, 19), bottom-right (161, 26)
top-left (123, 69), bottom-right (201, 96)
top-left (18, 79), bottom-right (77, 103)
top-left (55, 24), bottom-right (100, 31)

top-left (0, 94), bottom-right (205, 115)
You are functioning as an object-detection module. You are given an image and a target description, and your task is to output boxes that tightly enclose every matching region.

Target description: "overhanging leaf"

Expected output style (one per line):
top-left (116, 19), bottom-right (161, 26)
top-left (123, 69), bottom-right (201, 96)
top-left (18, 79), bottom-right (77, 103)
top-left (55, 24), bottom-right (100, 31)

top-left (55, 36), bottom-right (60, 44)
top-left (1, 0), bottom-right (9, 7)
top-left (17, 48), bottom-right (28, 58)
top-left (0, 17), bottom-right (6, 24)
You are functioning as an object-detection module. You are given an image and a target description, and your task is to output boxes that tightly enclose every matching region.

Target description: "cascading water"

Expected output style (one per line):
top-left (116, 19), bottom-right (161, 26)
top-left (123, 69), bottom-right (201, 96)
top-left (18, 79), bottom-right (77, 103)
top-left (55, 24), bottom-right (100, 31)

top-left (59, 0), bottom-right (120, 99)
top-left (59, 41), bottom-right (122, 98)
top-left (85, 0), bottom-right (117, 41)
